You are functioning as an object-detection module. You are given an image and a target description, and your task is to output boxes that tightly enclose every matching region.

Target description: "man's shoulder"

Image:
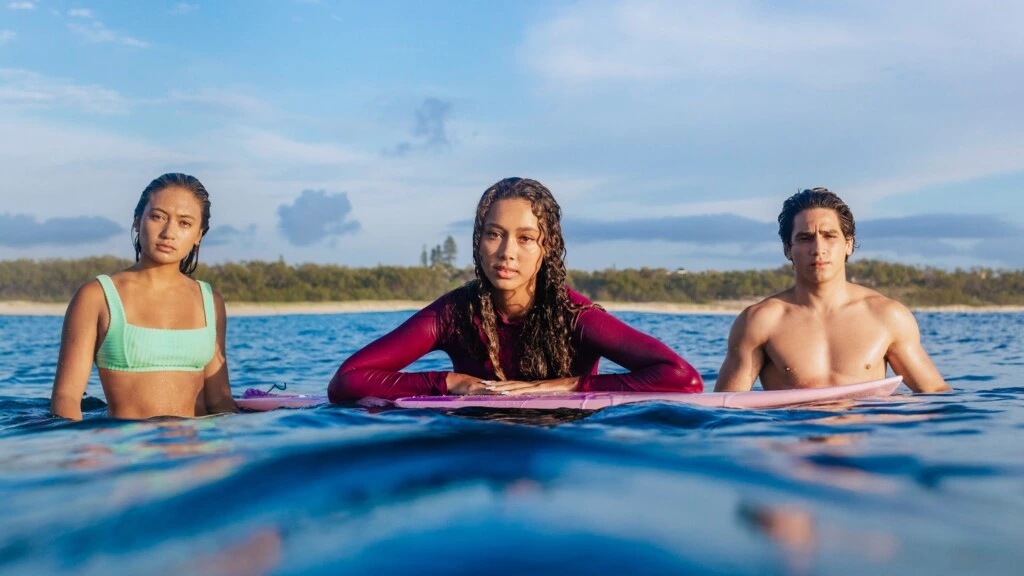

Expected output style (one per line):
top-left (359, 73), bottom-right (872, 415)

top-left (845, 285), bottom-right (919, 340)
top-left (743, 292), bottom-right (792, 321)
top-left (852, 284), bottom-right (913, 318)
top-left (733, 293), bottom-right (791, 338)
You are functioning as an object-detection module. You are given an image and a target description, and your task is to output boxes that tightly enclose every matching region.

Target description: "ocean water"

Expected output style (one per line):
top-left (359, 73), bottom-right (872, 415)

top-left (0, 311), bottom-right (1021, 575)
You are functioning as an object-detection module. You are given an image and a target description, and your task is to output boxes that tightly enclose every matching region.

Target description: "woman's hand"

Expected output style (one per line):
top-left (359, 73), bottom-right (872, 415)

top-left (446, 373), bottom-right (499, 395)
top-left (483, 377), bottom-right (580, 395)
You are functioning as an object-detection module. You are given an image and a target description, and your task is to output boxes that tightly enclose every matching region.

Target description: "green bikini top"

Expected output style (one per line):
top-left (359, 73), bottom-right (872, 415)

top-left (95, 275), bottom-right (217, 372)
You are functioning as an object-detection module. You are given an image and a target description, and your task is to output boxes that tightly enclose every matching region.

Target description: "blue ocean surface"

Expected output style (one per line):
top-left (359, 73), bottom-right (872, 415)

top-left (0, 311), bottom-right (1021, 575)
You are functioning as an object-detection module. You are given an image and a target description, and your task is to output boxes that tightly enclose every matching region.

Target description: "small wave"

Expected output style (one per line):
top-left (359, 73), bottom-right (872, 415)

top-left (801, 453), bottom-right (1009, 488)
top-left (948, 375), bottom-right (997, 382)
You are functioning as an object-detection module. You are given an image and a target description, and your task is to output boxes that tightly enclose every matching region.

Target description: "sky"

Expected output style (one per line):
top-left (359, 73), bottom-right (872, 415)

top-left (1, 0), bottom-right (1023, 271)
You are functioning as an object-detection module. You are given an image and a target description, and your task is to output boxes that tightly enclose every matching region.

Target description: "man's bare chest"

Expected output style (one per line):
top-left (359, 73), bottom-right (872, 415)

top-left (761, 314), bottom-right (890, 388)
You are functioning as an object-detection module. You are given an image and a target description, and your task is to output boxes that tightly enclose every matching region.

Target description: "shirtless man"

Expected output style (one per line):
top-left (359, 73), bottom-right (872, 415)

top-left (715, 188), bottom-right (950, 393)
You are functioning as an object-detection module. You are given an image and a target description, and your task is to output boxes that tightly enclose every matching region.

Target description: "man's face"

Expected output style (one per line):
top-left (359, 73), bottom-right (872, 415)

top-left (785, 208), bottom-right (853, 284)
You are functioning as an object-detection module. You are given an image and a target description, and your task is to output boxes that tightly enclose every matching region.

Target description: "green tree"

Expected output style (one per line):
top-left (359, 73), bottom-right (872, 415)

top-left (2, 257), bottom-right (1022, 306)
top-left (441, 236), bottom-right (458, 267)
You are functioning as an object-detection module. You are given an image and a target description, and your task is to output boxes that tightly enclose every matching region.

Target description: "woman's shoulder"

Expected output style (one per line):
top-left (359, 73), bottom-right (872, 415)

top-left (64, 277), bottom-right (108, 321)
top-left (100, 268), bottom-right (143, 291)
top-left (72, 276), bottom-right (107, 303)
top-left (428, 283), bottom-right (475, 309)
top-left (566, 286), bottom-right (594, 307)
top-left (194, 277), bottom-right (219, 295)
top-left (200, 281), bottom-right (225, 309)
top-left (566, 287), bottom-right (610, 335)
top-left (411, 285), bottom-right (474, 345)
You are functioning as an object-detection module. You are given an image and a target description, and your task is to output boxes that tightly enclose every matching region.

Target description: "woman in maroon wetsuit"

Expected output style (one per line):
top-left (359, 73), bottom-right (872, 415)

top-left (328, 178), bottom-right (703, 402)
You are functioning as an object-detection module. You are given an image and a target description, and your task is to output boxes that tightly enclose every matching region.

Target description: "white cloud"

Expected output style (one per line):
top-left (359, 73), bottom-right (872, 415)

top-left (590, 196), bottom-right (781, 223)
top-left (7, 2), bottom-right (35, 10)
top-left (164, 88), bottom-right (272, 116)
top-left (522, 1), bottom-right (861, 84)
top-left (169, 3), bottom-right (197, 16)
top-left (0, 30), bottom-right (14, 45)
top-left (67, 8), bottom-right (94, 18)
top-left (0, 2), bottom-right (1021, 271)
top-left (0, 117), bottom-right (185, 168)
top-left (277, 190), bottom-right (360, 246)
top-left (68, 21), bottom-right (149, 48)
top-left (0, 71), bottom-right (276, 120)
top-left (513, 0), bottom-right (1024, 225)
top-left (0, 114), bottom-right (192, 244)
top-left (236, 129), bottom-right (370, 166)
top-left (522, 1), bottom-right (1024, 86)
top-left (0, 68), bottom-right (128, 114)
top-left (832, 129), bottom-right (1024, 216)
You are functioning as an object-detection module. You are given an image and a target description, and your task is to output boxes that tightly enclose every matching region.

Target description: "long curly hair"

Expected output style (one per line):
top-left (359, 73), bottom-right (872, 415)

top-left (459, 177), bottom-right (585, 381)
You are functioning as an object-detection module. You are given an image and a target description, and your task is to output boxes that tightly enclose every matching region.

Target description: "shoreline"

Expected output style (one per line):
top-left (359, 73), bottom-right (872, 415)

top-left (2, 300), bottom-right (1023, 317)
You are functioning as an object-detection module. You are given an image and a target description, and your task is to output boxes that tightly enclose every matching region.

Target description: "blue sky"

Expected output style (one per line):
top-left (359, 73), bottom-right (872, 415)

top-left (1, 0), bottom-right (1022, 271)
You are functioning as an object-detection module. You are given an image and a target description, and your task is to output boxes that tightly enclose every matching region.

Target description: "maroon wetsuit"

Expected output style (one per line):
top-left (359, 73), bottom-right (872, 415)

top-left (328, 287), bottom-right (703, 401)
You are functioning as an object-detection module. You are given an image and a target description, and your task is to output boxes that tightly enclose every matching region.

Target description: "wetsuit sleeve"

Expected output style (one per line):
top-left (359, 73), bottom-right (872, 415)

top-left (327, 301), bottom-right (450, 402)
top-left (574, 308), bottom-right (704, 393)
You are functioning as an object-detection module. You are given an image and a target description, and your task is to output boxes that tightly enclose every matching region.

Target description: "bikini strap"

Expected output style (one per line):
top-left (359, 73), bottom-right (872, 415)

top-left (198, 280), bottom-right (216, 331)
top-left (94, 274), bottom-right (126, 329)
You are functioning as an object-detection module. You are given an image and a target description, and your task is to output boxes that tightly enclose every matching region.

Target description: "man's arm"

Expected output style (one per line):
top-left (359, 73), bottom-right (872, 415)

top-left (715, 306), bottom-right (769, 392)
top-left (883, 301), bottom-right (951, 393)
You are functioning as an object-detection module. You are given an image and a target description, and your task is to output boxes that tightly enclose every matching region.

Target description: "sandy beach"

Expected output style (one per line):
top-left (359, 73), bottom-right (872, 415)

top-left (2, 300), bottom-right (1022, 317)
top-left (0, 300), bottom-right (431, 317)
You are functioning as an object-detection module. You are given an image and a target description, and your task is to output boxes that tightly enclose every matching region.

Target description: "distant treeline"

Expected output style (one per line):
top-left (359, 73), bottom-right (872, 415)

top-left (1, 256), bottom-right (1022, 306)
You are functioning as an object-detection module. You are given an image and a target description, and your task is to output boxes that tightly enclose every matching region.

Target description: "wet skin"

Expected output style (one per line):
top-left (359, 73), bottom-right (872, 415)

top-left (715, 208), bottom-right (950, 393)
top-left (97, 273), bottom-right (219, 419)
top-left (51, 186), bottom-right (236, 420)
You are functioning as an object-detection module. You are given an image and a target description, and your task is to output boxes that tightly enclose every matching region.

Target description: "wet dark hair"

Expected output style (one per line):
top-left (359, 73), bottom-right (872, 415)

top-left (132, 173), bottom-right (210, 276)
top-left (457, 177), bottom-right (587, 381)
top-left (778, 187), bottom-right (857, 261)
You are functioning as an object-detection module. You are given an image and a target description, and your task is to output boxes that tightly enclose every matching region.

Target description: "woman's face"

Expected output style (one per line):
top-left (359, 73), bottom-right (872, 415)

top-left (478, 198), bottom-right (545, 296)
top-left (136, 186), bottom-right (204, 266)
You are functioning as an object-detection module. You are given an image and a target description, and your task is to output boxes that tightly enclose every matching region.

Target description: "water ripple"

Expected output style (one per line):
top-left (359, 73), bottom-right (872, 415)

top-left (0, 311), bottom-right (1020, 575)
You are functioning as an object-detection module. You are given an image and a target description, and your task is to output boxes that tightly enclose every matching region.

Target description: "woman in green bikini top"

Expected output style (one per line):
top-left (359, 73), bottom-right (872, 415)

top-left (50, 173), bottom-right (237, 420)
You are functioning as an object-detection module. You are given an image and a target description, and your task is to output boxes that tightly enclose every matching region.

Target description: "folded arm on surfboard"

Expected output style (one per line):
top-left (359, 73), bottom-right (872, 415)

top-left (327, 288), bottom-right (703, 402)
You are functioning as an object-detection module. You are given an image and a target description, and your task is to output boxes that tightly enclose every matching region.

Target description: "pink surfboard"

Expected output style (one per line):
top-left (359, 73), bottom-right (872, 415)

top-left (394, 376), bottom-right (902, 410)
top-left (236, 390), bottom-right (327, 411)
top-left (237, 376), bottom-right (902, 412)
